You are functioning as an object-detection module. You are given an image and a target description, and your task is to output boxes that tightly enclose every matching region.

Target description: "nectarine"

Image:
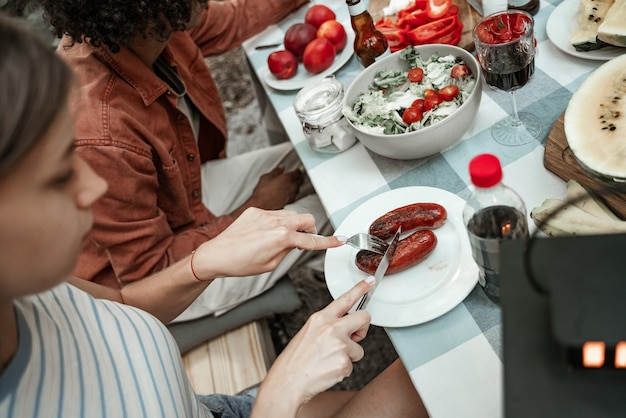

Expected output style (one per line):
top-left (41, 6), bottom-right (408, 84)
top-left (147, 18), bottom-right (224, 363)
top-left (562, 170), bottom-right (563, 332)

top-left (304, 4), bottom-right (336, 28)
top-left (302, 38), bottom-right (336, 74)
top-left (317, 20), bottom-right (347, 52)
top-left (267, 50), bottom-right (298, 79)
top-left (284, 23), bottom-right (317, 61)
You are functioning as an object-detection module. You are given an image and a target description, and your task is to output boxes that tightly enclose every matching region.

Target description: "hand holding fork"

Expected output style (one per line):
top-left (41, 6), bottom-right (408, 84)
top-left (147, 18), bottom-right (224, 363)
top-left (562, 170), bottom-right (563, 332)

top-left (344, 233), bottom-right (388, 254)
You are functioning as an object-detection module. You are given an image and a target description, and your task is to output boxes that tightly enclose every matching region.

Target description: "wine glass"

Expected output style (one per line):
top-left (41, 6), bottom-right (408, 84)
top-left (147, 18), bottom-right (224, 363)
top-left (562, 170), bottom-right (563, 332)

top-left (472, 10), bottom-right (541, 146)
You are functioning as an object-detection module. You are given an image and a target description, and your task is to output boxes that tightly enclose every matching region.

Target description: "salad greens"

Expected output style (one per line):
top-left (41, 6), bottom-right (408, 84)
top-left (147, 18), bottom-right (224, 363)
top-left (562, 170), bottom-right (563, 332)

top-left (343, 47), bottom-right (476, 135)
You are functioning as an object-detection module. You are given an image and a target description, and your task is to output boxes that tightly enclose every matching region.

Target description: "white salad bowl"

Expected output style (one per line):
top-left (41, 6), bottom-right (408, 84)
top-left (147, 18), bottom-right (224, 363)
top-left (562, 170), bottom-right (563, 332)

top-left (343, 44), bottom-right (482, 160)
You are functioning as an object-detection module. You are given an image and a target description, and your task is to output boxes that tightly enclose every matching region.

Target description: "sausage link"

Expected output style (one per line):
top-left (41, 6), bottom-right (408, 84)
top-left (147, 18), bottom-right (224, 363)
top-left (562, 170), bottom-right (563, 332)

top-left (369, 203), bottom-right (447, 240)
top-left (355, 230), bottom-right (437, 275)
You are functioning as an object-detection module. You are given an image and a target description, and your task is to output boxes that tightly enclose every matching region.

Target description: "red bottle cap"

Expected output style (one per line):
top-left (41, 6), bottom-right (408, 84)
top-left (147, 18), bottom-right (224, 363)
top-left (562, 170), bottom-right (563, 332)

top-left (469, 154), bottom-right (502, 188)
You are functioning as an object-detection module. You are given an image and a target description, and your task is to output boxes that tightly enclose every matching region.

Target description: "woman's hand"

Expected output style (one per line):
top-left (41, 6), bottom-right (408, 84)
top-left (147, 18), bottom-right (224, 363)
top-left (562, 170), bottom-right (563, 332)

top-left (192, 207), bottom-right (344, 280)
top-left (252, 278), bottom-right (374, 417)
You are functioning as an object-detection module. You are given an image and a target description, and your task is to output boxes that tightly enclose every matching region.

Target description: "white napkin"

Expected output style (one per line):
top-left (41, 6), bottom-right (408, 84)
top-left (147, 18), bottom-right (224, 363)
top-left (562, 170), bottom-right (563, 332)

top-left (243, 25), bottom-right (284, 50)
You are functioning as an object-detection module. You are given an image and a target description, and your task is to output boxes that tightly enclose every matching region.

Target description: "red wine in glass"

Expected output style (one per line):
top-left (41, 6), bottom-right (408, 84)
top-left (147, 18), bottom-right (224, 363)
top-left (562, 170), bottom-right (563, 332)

top-left (473, 10), bottom-right (542, 145)
top-left (482, 57), bottom-right (534, 91)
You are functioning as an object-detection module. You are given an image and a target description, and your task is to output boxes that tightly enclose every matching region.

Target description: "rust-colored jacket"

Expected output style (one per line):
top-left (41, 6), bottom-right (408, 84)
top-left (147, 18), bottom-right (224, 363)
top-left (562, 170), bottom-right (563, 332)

top-left (59, 0), bottom-right (308, 288)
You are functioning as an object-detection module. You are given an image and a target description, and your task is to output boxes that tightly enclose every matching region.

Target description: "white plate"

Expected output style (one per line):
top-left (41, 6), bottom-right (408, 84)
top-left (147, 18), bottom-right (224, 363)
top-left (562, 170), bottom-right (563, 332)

top-left (546, 0), bottom-right (625, 61)
top-left (324, 187), bottom-right (479, 327)
top-left (261, 25), bottom-right (355, 91)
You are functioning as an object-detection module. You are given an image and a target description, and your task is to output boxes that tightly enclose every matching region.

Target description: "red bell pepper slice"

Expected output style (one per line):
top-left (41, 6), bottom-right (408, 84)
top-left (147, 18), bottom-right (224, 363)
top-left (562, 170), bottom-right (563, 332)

top-left (432, 23), bottom-right (462, 45)
top-left (397, 0), bottom-right (428, 19)
top-left (375, 16), bottom-right (397, 28)
top-left (406, 15), bottom-right (458, 44)
top-left (426, 0), bottom-right (452, 19)
top-left (378, 26), bottom-right (409, 51)
top-left (375, 0), bottom-right (463, 49)
top-left (397, 9), bottom-right (431, 29)
top-left (442, 4), bottom-right (459, 18)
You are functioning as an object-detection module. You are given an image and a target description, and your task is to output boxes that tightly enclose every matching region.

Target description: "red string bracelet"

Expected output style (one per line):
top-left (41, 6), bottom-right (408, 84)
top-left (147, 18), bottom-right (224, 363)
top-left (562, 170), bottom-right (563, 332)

top-left (190, 250), bottom-right (202, 282)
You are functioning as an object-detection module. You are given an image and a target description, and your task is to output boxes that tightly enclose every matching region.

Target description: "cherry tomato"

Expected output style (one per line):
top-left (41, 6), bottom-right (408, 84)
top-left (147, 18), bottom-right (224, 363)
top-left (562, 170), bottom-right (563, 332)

top-left (408, 67), bottom-right (424, 83)
top-left (424, 89), bottom-right (438, 100)
top-left (438, 85), bottom-right (459, 101)
top-left (411, 98), bottom-right (425, 111)
top-left (424, 95), bottom-right (442, 111)
top-left (451, 64), bottom-right (470, 79)
top-left (402, 106), bottom-right (424, 124)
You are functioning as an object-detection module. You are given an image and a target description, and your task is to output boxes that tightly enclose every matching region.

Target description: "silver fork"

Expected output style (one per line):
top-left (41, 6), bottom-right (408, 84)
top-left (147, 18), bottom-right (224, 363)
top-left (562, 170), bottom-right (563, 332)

top-left (345, 233), bottom-right (388, 254)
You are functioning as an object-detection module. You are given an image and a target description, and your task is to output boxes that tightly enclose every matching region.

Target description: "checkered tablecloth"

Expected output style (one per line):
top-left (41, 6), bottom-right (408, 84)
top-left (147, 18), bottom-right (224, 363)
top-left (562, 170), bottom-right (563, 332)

top-left (243, 1), bottom-right (606, 415)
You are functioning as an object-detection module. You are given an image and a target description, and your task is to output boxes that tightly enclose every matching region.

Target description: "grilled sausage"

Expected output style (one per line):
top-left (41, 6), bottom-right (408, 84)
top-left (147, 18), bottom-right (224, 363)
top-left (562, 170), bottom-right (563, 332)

top-left (369, 203), bottom-right (447, 240)
top-left (355, 230), bottom-right (437, 275)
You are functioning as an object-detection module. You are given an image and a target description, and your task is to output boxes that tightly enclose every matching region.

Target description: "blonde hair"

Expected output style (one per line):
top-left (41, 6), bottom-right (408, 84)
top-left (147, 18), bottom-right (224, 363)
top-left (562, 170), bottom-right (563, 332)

top-left (0, 13), bottom-right (74, 176)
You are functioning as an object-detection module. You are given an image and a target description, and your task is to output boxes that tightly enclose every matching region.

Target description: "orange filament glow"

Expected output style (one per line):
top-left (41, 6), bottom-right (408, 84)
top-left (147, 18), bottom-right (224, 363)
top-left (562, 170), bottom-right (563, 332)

top-left (582, 341), bottom-right (605, 368)
top-left (615, 342), bottom-right (626, 368)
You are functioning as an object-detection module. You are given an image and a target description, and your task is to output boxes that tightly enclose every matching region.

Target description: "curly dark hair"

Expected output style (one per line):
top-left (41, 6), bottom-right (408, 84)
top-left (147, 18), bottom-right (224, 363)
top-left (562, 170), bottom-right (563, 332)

top-left (31, 0), bottom-right (209, 53)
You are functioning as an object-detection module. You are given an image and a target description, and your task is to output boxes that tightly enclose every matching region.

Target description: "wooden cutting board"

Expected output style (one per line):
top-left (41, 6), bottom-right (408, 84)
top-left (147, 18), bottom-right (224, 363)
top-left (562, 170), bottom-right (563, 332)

top-left (544, 112), bottom-right (626, 220)
top-left (369, 0), bottom-right (481, 52)
top-left (454, 0), bottom-right (481, 51)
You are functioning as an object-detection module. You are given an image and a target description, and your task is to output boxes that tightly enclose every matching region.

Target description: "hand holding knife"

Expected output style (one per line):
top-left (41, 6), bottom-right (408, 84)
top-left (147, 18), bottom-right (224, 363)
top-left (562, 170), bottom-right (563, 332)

top-left (354, 227), bottom-right (401, 311)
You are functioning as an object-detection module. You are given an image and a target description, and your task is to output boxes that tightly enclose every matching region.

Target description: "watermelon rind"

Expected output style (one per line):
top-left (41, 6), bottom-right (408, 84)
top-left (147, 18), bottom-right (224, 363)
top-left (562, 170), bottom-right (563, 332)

top-left (564, 54), bottom-right (626, 187)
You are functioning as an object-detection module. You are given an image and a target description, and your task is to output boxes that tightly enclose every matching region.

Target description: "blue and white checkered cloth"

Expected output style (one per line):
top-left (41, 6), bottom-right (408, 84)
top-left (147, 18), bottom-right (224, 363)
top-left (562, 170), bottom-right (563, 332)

top-left (243, 1), bottom-right (608, 414)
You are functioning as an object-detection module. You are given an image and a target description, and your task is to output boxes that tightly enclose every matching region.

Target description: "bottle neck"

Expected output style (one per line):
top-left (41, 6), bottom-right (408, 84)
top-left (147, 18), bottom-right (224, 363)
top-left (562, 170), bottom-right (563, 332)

top-left (468, 182), bottom-right (527, 212)
top-left (346, 0), bottom-right (368, 16)
top-left (471, 183), bottom-right (502, 197)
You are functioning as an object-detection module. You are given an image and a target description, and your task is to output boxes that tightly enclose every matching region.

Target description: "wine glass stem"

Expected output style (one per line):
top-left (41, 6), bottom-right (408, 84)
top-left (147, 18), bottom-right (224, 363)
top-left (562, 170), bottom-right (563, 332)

top-left (509, 91), bottom-right (522, 128)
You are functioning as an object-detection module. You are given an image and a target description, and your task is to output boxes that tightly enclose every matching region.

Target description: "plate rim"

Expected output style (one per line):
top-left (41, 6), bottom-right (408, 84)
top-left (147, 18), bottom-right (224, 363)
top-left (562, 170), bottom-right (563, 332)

top-left (324, 186), bottom-right (479, 328)
top-left (546, 0), bottom-right (625, 61)
top-left (261, 24), bottom-right (355, 91)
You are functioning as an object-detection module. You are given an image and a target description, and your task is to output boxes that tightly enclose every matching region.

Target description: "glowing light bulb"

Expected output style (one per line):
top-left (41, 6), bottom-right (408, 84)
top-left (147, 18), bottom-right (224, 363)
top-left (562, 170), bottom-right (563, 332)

top-left (582, 341), bottom-right (605, 368)
top-left (615, 342), bottom-right (626, 368)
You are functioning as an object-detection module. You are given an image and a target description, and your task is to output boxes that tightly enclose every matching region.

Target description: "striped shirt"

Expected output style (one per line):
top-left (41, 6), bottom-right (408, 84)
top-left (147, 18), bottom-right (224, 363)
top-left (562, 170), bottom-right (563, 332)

top-left (0, 283), bottom-right (213, 418)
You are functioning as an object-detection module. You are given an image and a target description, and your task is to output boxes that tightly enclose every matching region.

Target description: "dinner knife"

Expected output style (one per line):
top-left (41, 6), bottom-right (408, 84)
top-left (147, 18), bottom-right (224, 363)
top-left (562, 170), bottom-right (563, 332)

top-left (355, 227), bottom-right (401, 311)
top-left (254, 43), bottom-right (281, 50)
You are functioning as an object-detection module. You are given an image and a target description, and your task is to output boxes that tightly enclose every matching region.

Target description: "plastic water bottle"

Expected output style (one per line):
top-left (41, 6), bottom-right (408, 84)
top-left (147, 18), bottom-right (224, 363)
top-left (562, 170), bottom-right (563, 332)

top-left (462, 154), bottom-right (529, 303)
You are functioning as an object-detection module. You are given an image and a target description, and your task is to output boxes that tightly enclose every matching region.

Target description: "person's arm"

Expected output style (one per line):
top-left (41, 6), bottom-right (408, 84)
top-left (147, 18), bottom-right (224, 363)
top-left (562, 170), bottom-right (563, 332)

top-left (68, 254), bottom-right (205, 323)
top-left (252, 277), bottom-right (374, 417)
top-left (70, 207), bottom-right (345, 323)
top-left (190, 0), bottom-right (310, 56)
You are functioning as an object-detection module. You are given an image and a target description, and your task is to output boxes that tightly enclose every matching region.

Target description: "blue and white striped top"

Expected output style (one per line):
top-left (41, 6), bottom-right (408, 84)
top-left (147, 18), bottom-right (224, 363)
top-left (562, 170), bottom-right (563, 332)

top-left (0, 283), bottom-right (214, 418)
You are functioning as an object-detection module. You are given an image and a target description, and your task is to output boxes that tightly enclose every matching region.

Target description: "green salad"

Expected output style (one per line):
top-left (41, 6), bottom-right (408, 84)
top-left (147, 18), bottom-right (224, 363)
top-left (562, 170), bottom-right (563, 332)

top-left (343, 47), bottom-right (477, 135)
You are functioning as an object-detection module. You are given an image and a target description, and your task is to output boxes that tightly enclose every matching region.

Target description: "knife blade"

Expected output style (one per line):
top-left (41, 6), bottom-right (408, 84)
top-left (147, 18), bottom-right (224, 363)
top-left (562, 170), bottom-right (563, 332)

top-left (254, 43), bottom-right (281, 50)
top-left (355, 227), bottom-right (401, 311)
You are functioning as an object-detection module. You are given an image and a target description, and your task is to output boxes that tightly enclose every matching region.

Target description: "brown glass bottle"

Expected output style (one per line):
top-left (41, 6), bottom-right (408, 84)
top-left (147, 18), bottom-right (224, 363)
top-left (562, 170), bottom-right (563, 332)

top-left (508, 0), bottom-right (540, 16)
top-left (346, 0), bottom-right (389, 68)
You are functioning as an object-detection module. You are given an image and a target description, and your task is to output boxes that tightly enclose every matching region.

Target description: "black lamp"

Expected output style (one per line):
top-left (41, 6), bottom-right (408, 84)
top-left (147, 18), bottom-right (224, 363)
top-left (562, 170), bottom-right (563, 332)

top-left (501, 233), bottom-right (626, 417)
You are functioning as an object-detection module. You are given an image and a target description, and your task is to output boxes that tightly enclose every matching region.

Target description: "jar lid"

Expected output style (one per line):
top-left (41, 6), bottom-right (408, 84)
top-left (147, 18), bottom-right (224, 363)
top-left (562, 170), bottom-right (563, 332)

top-left (469, 153), bottom-right (502, 187)
top-left (293, 75), bottom-right (344, 127)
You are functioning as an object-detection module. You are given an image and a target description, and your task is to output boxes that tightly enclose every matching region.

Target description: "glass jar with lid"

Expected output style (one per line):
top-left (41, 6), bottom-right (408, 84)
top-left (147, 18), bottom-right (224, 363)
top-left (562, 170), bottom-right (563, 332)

top-left (293, 75), bottom-right (356, 153)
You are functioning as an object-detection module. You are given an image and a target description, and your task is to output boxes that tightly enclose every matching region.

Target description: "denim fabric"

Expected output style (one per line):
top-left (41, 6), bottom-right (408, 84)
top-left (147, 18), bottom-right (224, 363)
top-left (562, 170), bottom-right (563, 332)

top-left (198, 394), bottom-right (255, 418)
